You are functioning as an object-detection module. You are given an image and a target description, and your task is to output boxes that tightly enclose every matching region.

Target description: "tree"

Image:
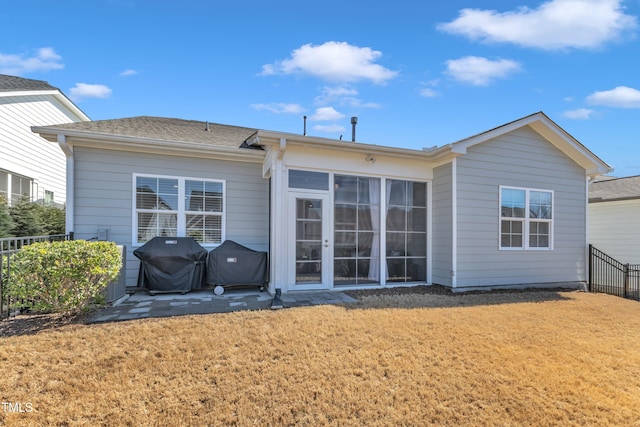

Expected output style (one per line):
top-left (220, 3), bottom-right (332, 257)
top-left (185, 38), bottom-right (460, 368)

top-left (9, 197), bottom-right (43, 237)
top-left (35, 204), bottom-right (66, 235)
top-left (0, 196), bottom-right (13, 238)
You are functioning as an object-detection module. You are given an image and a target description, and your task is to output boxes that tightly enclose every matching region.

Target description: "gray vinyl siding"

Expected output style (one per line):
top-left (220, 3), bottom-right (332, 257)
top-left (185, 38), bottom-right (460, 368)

top-left (431, 163), bottom-right (453, 286)
top-left (455, 126), bottom-right (587, 287)
top-left (73, 147), bottom-right (269, 286)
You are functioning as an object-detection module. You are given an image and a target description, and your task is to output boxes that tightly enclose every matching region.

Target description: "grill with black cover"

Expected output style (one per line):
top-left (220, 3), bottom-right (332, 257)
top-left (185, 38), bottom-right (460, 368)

top-left (207, 240), bottom-right (268, 292)
top-left (133, 236), bottom-right (208, 294)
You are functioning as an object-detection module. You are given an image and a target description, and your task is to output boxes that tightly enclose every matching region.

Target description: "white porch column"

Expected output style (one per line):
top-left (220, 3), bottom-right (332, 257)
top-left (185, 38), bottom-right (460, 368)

top-left (57, 134), bottom-right (74, 236)
top-left (268, 138), bottom-right (288, 293)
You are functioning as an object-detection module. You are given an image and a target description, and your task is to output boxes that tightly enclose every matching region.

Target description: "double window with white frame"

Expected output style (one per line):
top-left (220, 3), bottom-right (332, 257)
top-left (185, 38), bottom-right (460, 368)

top-left (500, 186), bottom-right (553, 250)
top-left (134, 174), bottom-right (224, 246)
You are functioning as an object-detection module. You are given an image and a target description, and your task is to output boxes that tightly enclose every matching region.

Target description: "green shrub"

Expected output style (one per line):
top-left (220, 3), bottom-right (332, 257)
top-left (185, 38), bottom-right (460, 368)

top-left (7, 240), bottom-right (122, 316)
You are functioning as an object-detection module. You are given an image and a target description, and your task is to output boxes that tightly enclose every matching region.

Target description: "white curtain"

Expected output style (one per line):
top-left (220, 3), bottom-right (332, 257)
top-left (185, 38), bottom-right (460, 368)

top-left (368, 179), bottom-right (393, 281)
top-left (368, 179), bottom-right (381, 281)
top-left (406, 182), bottom-right (414, 231)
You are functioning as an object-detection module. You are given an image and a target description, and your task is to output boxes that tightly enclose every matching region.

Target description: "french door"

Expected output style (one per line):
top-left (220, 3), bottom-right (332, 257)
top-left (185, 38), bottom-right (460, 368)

top-left (288, 192), bottom-right (331, 289)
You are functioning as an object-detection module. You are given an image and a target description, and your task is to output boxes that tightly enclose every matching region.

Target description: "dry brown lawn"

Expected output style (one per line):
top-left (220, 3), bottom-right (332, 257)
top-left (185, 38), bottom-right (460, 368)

top-left (2, 290), bottom-right (640, 426)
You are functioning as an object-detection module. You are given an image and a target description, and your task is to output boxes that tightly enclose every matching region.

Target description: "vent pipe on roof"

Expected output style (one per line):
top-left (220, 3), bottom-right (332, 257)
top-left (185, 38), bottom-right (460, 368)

top-left (351, 116), bottom-right (358, 142)
top-left (205, 121), bottom-right (210, 132)
top-left (303, 115), bottom-right (307, 136)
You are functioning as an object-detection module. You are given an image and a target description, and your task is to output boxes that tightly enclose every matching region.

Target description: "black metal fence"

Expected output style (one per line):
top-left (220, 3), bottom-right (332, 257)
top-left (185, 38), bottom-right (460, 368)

top-left (0, 233), bottom-right (72, 320)
top-left (589, 244), bottom-right (640, 301)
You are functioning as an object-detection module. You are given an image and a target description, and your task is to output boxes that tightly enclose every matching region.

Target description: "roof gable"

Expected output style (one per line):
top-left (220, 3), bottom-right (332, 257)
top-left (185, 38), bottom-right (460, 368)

top-left (0, 74), bottom-right (90, 121)
top-left (450, 112), bottom-right (611, 176)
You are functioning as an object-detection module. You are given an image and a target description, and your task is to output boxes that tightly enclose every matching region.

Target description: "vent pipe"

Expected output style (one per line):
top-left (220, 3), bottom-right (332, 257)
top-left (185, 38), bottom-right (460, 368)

top-left (303, 115), bottom-right (307, 136)
top-left (205, 121), bottom-right (210, 132)
top-left (351, 116), bottom-right (358, 142)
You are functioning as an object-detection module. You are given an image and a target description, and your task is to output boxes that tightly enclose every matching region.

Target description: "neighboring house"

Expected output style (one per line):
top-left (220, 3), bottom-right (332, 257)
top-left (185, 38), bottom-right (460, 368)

top-left (0, 74), bottom-right (89, 206)
top-left (588, 175), bottom-right (640, 264)
top-left (32, 111), bottom-right (611, 293)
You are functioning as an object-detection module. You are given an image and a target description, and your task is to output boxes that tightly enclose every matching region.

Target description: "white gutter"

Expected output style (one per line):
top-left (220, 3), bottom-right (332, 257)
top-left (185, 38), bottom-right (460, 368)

top-left (585, 175), bottom-right (597, 285)
top-left (57, 135), bottom-right (74, 236)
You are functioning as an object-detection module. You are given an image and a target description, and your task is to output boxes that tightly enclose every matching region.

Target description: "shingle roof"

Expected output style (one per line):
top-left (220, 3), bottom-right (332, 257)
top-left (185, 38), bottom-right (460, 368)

top-left (0, 74), bottom-right (58, 92)
top-left (589, 175), bottom-right (640, 202)
top-left (38, 116), bottom-right (259, 150)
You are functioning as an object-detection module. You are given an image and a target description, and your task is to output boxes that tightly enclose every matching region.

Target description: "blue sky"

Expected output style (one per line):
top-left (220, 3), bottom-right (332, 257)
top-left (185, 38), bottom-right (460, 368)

top-left (2, 0), bottom-right (639, 176)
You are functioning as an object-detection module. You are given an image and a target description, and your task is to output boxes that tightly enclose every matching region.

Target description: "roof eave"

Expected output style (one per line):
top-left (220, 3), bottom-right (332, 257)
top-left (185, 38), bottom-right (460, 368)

top-left (32, 126), bottom-right (265, 163)
top-left (248, 129), bottom-right (457, 162)
top-left (589, 196), bottom-right (640, 203)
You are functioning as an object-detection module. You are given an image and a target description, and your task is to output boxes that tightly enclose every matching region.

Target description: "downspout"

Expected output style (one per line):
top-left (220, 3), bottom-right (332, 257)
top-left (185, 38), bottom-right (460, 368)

top-left (265, 138), bottom-right (286, 295)
top-left (426, 180), bottom-right (433, 285)
top-left (275, 138), bottom-right (286, 293)
top-left (58, 135), bottom-right (74, 238)
top-left (585, 175), bottom-right (595, 286)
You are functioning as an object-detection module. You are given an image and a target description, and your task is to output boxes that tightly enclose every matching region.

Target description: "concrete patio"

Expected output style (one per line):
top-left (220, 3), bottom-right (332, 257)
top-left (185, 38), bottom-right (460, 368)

top-left (90, 288), bottom-right (358, 323)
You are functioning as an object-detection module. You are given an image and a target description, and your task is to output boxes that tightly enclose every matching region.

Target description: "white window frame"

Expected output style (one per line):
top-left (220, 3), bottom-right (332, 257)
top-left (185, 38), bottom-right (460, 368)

top-left (132, 173), bottom-right (226, 247)
top-left (0, 169), bottom-right (33, 206)
top-left (44, 190), bottom-right (55, 206)
top-left (499, 185), bottom-right (553, 251)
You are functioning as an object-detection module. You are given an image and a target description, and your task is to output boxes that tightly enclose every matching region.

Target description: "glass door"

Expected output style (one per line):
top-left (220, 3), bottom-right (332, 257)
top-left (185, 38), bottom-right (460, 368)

top-left (289, 192), bottom-right (331, 289)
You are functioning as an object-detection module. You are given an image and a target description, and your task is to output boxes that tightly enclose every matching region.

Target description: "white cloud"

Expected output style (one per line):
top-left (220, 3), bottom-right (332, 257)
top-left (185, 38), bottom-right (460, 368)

top-left (313, 85), bottom-right (381, 109)
top-left (314, 85), bottom-right (359, 105)
top-left (37, 47), bottom-right (60, 61)
top-left (419, 88), bottom-right (439, 98)
top-left (343, 99), bottom-right (382, 109)
top-left (0, 47), bottom-right (64, 75)
top-left (563, 108), bottom-right (596, 119)
top-left (69, 83), bottom-right (113, 100)
top-left (586, 86), bottom-right (640, 108)
top-left (250, 103), bottom-right (305, 114)
top-left (437, 0), bottom-right (637, 50)
top-left (313, 124), bottom-right (346, 133)
top-left (445, 56), bottom-right (521, 86)
top-left (260, 41), bottom-right (398, 84)
top-left (120, 69), bottom-right (138, 76)
top-left (310, 107), bottom-right (344, 121)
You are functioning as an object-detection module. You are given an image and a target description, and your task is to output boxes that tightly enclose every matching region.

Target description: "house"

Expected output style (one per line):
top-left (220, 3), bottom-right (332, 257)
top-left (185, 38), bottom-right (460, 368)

top-left (32, 111), bottom-right (611, 294)
top-left (0, 74), bottom-right (89, 206)
top-left (588, 175), bottom-right (640, 264)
